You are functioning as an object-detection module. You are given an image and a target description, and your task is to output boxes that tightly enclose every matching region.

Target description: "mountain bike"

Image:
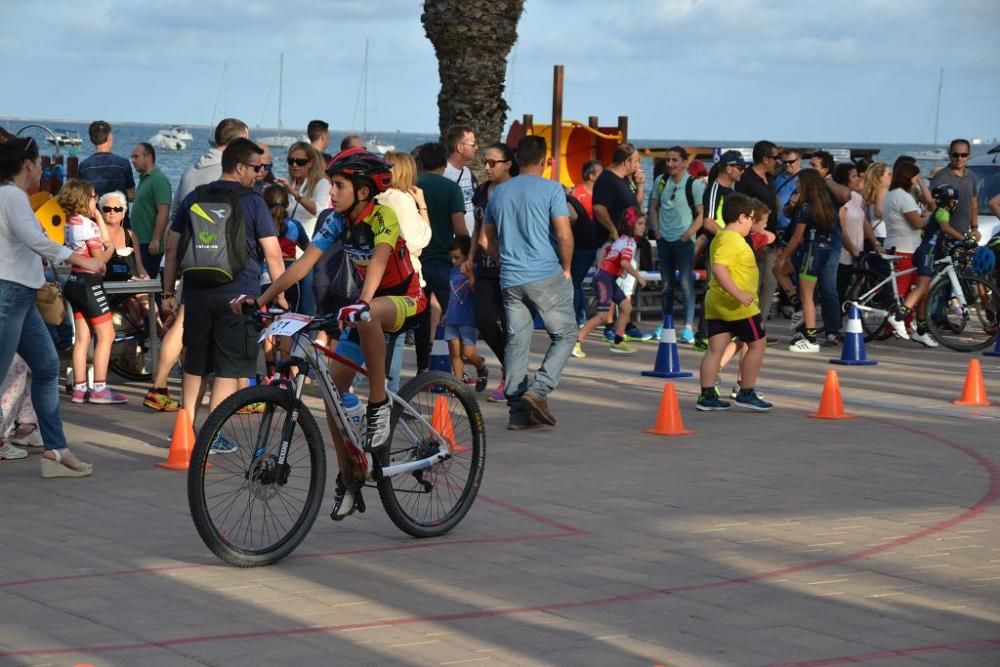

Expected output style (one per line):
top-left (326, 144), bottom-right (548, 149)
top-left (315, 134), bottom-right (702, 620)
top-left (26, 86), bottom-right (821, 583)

top-left (187, 310), bottom-right (486, 567)
top-left (845, 243), bottom-right (999, 351)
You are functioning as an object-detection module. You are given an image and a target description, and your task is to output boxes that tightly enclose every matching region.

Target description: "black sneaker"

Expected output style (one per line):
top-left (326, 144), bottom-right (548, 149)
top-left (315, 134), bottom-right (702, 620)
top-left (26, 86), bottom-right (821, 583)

top-left (475, 366), bottom-right (489, 392)
top-left (365, 400), bottom-right (392, 451)
top-left (696, 394), bottom-right (731, 411)
top-left (330, 473), bottom-right (365, 520)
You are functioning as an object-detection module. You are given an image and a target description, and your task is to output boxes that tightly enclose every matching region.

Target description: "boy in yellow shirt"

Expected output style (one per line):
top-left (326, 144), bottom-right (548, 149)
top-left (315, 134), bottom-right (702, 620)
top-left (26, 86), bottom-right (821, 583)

top-left (697, 193), bottom-right (772, 412)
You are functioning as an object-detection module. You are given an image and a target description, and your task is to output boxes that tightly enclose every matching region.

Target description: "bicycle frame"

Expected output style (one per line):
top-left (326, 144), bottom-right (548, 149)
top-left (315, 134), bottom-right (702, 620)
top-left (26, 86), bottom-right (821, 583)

top-left (263, 326), bottom-right (454, 481)
top-left (850, 254), bottom-right (964, 320)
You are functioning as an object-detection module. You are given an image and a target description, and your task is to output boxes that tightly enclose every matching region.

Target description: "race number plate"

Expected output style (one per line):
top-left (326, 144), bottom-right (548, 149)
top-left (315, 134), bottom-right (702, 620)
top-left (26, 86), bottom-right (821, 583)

top-left (258, 313), bottom-right (311, 343)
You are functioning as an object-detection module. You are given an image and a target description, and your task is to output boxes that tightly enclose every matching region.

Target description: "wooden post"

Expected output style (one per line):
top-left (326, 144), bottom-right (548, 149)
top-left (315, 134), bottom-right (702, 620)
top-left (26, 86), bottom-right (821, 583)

top-left (618, 115), bottom-right (629, 144)
top-left (67, 156), bottom-right (79, 179)
top-left (588, 115), bottom-right (599, 162)
top-left (40, 156), bottom-right (52, 193)
top-left (551, 65), bottom-right (564, 184)
top-left (522, 113), bottom-right (534, 136)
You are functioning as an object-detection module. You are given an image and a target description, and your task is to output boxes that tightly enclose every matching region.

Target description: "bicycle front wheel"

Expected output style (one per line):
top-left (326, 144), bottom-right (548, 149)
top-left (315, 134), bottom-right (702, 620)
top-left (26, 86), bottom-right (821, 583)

top-left (925, 275), bottom-right (1000, 352)
top-left (187, 385), bottom-right (327, 567)
top-left (377, 371), bottom-right (486, 539)
top-left (846, 269), bottom-right (894, 341)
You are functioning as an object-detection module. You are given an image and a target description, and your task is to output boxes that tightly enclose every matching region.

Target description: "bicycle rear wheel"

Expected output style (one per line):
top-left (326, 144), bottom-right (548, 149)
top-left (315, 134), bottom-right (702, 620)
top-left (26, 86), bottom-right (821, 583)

top-left (377, 371), bottom-right (485, 539)
top-left (925, 275), bottom-right (1000, 352)
top-left (846, 270), bottom-right (895, 341)
top-left (188, 385), bottom-right (326, 567)
top-left (108, 339), bottom-right (152, 381)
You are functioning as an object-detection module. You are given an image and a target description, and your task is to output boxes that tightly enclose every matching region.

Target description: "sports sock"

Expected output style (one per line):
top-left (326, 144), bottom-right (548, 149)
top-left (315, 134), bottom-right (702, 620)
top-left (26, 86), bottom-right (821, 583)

top-left (92, 381), bottom-right (107, 392)
top-left (700, 387), bottom-right (716, 399)
top-left (74, 382), bottom-right (87, 392)
top-left (614, 335), bottom-right (624, 345)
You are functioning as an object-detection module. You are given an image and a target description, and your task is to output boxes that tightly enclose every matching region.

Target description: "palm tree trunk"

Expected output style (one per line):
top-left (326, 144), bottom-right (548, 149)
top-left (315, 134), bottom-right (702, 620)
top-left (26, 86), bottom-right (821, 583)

top-left (422, 0), bottom-right (524, 156)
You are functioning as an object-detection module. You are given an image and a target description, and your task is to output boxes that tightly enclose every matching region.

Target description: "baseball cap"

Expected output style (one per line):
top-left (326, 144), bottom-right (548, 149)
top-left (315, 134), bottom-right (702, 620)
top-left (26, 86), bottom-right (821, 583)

top-left (716, 150), bottom-right (748, 169)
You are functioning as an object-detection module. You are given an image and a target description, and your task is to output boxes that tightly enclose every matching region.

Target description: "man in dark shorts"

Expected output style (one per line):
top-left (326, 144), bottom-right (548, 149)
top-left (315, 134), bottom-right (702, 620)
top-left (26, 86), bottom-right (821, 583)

top-left (161, 139), bottom-right (288, 450)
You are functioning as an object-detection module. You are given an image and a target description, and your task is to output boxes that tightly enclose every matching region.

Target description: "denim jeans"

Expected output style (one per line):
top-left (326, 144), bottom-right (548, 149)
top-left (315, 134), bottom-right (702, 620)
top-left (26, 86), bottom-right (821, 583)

top-left (656, 239), bottom-right (695, 326)
top-left (502, 273), bottom-right (576, 421)
top-left (0, 279), bottom-right (68, 451)
top-left (570, 248), bottom-right (598, 326)
top-left (818, 240), bottom-right (842, 336)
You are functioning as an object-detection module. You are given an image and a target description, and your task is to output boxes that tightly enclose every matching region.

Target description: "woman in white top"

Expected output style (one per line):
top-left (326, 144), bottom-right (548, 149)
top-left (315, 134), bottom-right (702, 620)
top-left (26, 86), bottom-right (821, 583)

top-left (883, 161), bottom-right (929, 307)
top-left (0, 137), bottom-right (102, 477)
top-left (376, 151), bottom-right (431, 391)
top-left (276, 142), bottom-right (331, 315)
top-left (861, 162), bottom-right (890, 247)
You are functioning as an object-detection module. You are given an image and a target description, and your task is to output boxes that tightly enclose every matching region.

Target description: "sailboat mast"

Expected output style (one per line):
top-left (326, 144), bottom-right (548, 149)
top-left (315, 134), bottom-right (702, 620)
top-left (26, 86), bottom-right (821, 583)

top-left (278, 53), bottom-right (284, 133)
top-left (362, 39), bottom-right (369, 134)
top-left (933, 67), bottom-right (943, 146)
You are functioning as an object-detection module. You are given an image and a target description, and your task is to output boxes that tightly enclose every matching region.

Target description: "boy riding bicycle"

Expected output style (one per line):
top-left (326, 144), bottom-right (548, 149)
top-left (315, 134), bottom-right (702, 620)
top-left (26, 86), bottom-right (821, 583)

top-left (240, 148), bottom-right (426, 519)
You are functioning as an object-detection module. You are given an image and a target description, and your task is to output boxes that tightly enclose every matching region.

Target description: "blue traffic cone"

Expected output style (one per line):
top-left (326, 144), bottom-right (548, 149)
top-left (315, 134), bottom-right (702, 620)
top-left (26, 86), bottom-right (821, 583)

top-left (641, 315), bottom-right (693, 378)
top-left (430, 324), bottom-right (451, 372)
top-left (984, 333), bottom-right (1000, 357)
top-left (830, 304), bottom-right (877, 366)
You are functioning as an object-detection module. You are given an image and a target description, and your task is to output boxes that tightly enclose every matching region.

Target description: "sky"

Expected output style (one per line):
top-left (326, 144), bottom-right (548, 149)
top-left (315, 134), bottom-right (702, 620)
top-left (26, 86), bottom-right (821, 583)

top-left (1, 0), bottom-right (999, 144)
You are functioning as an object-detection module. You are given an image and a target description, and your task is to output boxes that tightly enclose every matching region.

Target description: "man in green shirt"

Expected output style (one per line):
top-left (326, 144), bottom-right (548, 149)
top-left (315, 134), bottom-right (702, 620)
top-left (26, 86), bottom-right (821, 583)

top-left (130, 142), bottom-right (172, 278)
top-left (414, 142), bottom-right (468, 372)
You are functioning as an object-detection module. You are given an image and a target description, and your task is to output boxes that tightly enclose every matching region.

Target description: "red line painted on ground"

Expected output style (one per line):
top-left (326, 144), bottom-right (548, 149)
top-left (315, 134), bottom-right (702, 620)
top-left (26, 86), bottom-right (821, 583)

top-left (0, 494), bottom-right (586, 590)
top-left (1, 419), bottom-right (996, 659)
top-left (766, 637), bottom-right (1000, 666)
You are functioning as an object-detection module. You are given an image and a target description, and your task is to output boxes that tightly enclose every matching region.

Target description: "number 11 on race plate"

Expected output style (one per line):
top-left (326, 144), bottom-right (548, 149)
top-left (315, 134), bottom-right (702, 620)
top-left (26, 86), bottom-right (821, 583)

top-left (259, 313), bottom-right (311, 342)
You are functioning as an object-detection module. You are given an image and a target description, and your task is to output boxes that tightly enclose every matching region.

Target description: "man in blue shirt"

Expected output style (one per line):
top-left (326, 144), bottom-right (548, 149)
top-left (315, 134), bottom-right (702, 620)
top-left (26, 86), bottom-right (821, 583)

top-left (78, 121), bottom-right (136, 201)
top-left (483, 136), bottom-right (575, 430)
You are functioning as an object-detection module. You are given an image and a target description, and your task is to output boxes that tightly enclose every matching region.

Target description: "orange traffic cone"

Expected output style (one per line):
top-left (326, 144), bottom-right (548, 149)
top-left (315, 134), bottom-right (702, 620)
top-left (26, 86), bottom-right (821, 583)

top-left (156, 409), bottom-right (198, 470)
top-left (432, 395), bottom-right (468, 453)
top-left (644, 383), bottom-right (694, 436)
top-left (808, 370), bottom-right (855, 420)
top-left (954, 359), bottom-right (992, 406)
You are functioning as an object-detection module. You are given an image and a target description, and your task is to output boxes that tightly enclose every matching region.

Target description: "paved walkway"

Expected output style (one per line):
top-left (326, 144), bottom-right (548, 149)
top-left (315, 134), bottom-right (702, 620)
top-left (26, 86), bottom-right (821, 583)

top-left (3, 323), bottom-right (1000, 666)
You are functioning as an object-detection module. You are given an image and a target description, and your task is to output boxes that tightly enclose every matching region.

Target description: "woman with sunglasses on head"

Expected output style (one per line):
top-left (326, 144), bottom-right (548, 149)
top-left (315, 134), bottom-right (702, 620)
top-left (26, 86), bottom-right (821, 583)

top-left (58, 179), bottom-right (129, 407)
top-left (276, 142), bottom-right (331, 315)
top-left (0, 138), bottom-right (102, 477)
top-left (464, 143), bottom-right (518, 401)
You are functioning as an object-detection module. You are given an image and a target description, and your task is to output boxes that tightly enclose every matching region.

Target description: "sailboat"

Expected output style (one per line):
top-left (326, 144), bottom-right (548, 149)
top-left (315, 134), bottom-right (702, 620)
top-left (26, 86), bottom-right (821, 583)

top-left (354, 39), bottom-right (395, 155)
top-left (913, 68), bottom-right (949, 162)
top-left (258, 53), bottom-right (302, 149)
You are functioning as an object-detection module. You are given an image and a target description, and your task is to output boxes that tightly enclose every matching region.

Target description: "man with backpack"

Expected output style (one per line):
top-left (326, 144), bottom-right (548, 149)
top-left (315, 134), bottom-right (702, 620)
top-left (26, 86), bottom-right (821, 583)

top-left (649, 146), bottom-right (705, 343)
top-left (161, 139), bottom-right (287, 447)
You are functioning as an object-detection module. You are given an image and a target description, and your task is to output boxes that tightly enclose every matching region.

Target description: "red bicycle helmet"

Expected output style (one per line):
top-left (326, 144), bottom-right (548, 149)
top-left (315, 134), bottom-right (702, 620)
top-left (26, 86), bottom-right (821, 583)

top-left (326, 147), bottom-right (393, 194)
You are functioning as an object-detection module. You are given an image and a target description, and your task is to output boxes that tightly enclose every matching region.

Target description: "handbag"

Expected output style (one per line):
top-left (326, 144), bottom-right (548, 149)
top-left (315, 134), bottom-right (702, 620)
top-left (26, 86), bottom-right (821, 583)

top-left (36, 281), bottom-right (66, 326)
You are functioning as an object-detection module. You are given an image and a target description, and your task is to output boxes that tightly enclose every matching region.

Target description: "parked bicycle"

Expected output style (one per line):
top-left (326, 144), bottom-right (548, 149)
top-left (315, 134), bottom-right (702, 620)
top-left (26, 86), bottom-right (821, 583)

top-left (844, 242), bottom-right (999, 351)
top-left (187, 310), bottom-right (486, 567)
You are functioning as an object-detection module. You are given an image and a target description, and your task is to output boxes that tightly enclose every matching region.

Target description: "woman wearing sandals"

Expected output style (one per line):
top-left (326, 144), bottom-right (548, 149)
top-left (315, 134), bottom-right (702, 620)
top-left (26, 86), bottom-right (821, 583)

top-left (0, 137), bottom-right (101, 477)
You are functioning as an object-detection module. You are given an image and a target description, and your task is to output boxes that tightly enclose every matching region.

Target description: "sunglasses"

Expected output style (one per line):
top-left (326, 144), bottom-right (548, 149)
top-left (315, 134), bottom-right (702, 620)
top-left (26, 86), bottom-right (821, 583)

top-left (101, 206), bottom-right (125, 213)
top-left (287, 157), bottom-right (310, 167)
top-left (262, 162), bottom-right (273, 172)
top-left (781, 158), bottom-right (799, 165)
top-left (242, 162), bottom-right (264, 173)
top-left (951, 152), bottom-right (970, 158)
top-left (485, 158), bottom-right (510, 168)
top-left (268, 200), bottom-right (289, 208)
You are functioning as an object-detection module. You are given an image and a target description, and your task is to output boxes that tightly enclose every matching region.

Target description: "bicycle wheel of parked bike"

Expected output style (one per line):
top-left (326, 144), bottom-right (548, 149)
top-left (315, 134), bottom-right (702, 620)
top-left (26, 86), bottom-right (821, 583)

top-left (846, 269), bottom-right (895, 341)
top-left (925, 275), bottom-right (1000, 352)
top-left (377, 370), bottom-right (486, 539)
top-left (108, 340), bottom-right (151, 381)
top-left (188, 385), bottom-right (326, 567)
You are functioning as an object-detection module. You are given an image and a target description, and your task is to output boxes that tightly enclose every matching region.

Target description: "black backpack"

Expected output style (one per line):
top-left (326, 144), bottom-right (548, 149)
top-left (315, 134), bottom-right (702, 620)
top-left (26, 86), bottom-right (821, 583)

top-left (178, 184), bottom-right (251, 287)
top-left (655, 174), bottom-right (697, 217)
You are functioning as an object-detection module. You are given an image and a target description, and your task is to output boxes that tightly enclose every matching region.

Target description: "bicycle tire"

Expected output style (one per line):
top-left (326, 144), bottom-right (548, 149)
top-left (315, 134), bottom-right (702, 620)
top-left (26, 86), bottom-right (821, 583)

top-left (188, 385), bottom-right (326, 567)
top-left (925, 275), bottom-right (1000, 352)
top-left (845, 270), bottom-right (894, 341)
top-left (376, 370), bottom-right (485, 539)
top-left (108, 343), bottom-right (152, 381)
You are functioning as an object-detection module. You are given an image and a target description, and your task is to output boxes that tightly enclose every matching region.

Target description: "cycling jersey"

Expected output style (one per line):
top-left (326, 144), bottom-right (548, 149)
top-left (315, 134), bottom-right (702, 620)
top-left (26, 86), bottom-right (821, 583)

top-left (920, 207), bottom-right (951, 250)
top-left (313, 202), bottom-right (417, 293)
top-left (599, 236), bottom-right (636, 277)
top-left (64, 214), bottom-right (104, 274)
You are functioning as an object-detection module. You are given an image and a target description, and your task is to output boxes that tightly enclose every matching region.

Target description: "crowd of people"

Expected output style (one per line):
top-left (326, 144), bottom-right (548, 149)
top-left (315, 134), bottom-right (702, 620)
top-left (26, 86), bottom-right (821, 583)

top-left (1, 117), bottom-right (998, 491)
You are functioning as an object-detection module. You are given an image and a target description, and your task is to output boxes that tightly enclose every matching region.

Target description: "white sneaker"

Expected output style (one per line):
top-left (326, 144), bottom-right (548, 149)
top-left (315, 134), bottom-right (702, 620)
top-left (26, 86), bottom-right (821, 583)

top-left (789, 337), bottom-right (820, 353)
top-left (886, 315), bottom-right (910, 340)
top-left (365, 401), bottom-right (392, 450)
top-left (0, 442), bottom-right (29, 460)
top-left (911, 330), bottom-right (939, 347)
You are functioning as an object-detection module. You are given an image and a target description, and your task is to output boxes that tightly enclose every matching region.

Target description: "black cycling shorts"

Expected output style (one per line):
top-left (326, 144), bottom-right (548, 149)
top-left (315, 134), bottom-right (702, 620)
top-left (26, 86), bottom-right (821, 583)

top-left (64, 272), bottom-right (111, 324)
top-left (182, 292), bottom-right (259, 378)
